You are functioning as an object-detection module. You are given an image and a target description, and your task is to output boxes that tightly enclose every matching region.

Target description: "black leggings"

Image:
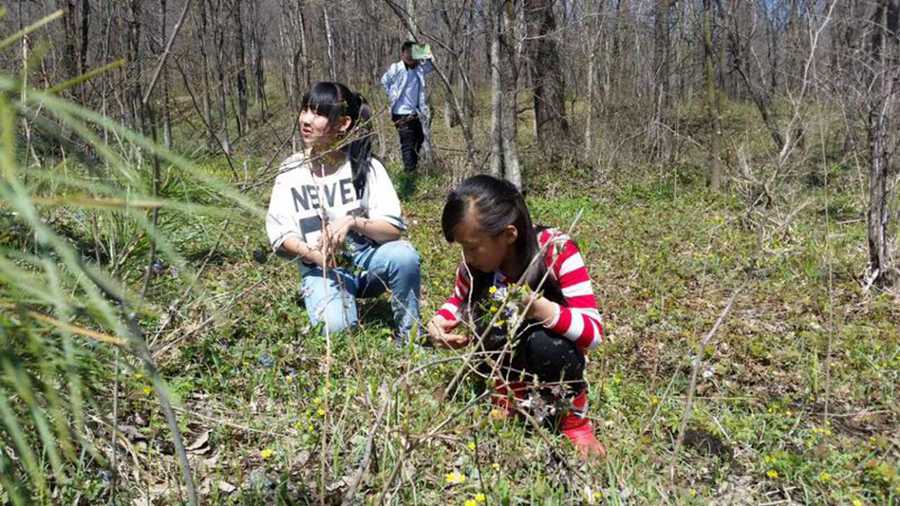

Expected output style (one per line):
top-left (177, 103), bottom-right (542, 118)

top-left (480, 327), bottom-right (586, 395)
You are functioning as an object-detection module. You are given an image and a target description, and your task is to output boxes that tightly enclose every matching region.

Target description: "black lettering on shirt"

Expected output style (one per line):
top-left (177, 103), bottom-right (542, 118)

top-left (323, 182), bottom-right (337, 207)
top-left (340, 178), bottom-right (355, 203)
top-left (291, 187), bottom-right (309, 212)
top-left (306, 185), bottom-right (320, 208)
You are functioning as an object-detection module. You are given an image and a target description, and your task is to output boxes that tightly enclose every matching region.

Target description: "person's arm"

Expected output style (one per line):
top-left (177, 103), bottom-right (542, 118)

top-left (326, 215), bottom-right (401, 247)
top-left (420, 58), bottom-right (434, 75)
top-left (266, 170), bottom-right (304, 256)
top-left (526, 231), bottom-right (603, 351)
top-left (361, 159), bottom-right (408, 241)
top-left (279, 236), bottom-right (329, 268)
top-left (381, 64), bottom-right (395, 95)
top-left (351, 216), bottom-right (401, 242)
top-left (429, 263), bottom-right (471, 348)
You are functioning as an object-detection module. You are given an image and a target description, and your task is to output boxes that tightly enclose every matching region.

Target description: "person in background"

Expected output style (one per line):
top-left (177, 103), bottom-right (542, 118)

top-left (381, 40), bottom-right (433, 173)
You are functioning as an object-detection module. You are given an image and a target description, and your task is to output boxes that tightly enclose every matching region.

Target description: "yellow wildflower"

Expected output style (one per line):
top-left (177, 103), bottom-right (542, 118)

top-left (475, 493), bottom-right (486, 503)
top-left (445, 471), bottom-right (466, 485)
top-left (489, 408), bottom-right (507, 421)
top-left (489, 305), bottom-right (498, 313)
top-left (488, 286), bottom-right (497, 295)
top-left (818, 471), bottom-right (831, 483)
top-left (142, 386), bottom-right (153, 395)
top-left (317, 407), bottom-right (326, 417)
top-left (467, 441), bottom-right (476, 451)
top-left (491, 463), bottom-right (500, 471)
top-left (766, 469), bottom-right (779, 479)
top-left (689, 489), bottom-right (697, 497)
top-left (852, 500), bottom-right (863, 506)
top-left (260, 448), bottom-right (274, 460)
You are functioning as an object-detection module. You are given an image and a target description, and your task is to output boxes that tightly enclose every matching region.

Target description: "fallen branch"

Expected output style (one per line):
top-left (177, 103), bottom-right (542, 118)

top-left (669, 284), bottom-right (744, 481)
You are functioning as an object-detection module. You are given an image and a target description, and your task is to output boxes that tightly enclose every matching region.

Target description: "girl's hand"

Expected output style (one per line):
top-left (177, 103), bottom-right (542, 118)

top-left (427, 315), bottom-right (470, 349)
top-left (525, 294), bottom-right (558, 326)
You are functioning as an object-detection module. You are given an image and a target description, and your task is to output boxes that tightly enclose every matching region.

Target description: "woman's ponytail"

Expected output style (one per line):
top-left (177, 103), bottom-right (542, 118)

top-left (347, 91), bottom-right (373, 197)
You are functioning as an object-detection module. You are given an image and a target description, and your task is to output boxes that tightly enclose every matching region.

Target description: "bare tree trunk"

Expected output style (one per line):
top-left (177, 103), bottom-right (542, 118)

top-left (324, 6), bottom-right (337, 81)
top-left (160, 0), bottom-right (173, 149)
top-left (297, 5), bottom-right (309, 88)
top-left (59, 0), bottom-right (79, 84)
top-left (197, 0), bottom-right (216, 150)
top-left (525, 0), bottom-right (570, 155)
top-left (213, 6), bottom-right (231, 154)
top-left (78, 0), bottom-right (90, 102)
top-left (651, 0), bottom-right (674, 162)
top-left (704, 0), bottom-right (722, 190)
top-left (584, 2), bottom-right (604, 157)
top-left (232, 0), bottom-right (248, 135)
top-left (251, 17), bottom-right (268, 122)
top-left (865, 0), bottom-right (900, 286)
top-left (488, 0), bottom-right (521, 186)
top-left (489, 0), bottom-right (503, 177)
top-left (127, 0), bottom-right (143, 129)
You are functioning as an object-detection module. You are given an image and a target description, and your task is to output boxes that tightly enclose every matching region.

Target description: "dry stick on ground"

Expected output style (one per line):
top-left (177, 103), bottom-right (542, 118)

top-left (669, 284), bottom-right (744, 482)
top-left (342, 382), bottom-right (391, 504)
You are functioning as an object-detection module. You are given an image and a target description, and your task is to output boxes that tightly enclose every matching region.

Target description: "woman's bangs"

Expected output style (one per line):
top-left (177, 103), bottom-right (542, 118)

top-left (301, 86), bottom-right (344, 120)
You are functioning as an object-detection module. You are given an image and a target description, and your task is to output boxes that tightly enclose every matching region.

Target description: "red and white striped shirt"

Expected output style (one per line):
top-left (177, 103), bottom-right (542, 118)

top-left (436, 228), bottom-right (603, 351)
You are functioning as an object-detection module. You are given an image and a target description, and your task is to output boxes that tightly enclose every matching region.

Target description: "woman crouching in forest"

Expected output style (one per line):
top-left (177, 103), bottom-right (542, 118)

top-left (266, 81), bottom-right (421, 342)
top-left (428, 174), bottom-right (606, 457)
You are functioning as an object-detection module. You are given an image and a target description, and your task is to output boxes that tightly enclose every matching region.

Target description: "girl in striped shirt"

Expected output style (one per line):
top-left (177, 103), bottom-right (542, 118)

top-left (427, 175), bottom-right (605, 458)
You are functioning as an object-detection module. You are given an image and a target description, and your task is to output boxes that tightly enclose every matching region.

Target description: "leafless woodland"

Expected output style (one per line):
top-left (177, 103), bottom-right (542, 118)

top-left (4, 0), bottom-right (898, 285)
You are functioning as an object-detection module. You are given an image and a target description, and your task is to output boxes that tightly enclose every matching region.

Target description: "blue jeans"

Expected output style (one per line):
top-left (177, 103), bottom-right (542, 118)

top-left (299, 240), bottom-right (421, 340)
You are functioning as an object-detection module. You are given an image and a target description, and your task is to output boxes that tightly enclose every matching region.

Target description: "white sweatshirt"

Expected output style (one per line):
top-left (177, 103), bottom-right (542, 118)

top-left (265, 151), bottom-right (405, 254)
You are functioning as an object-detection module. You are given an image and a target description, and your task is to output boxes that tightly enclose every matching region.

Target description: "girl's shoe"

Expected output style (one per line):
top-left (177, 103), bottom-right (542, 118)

top-left (560, 415), bottom-right (607, 458)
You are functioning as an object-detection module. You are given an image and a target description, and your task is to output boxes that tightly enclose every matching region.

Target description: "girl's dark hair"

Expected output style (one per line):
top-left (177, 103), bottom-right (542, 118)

top-left (300, 81), bottom-right (373, 196)
top-left (441, 175), bottom-right (565, 322)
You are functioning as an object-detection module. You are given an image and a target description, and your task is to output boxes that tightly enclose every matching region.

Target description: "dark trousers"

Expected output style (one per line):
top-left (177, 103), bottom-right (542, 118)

top-left (392, 114), bottom-right (424, 172)
top-left (480, 327), bottom-right (587, 395)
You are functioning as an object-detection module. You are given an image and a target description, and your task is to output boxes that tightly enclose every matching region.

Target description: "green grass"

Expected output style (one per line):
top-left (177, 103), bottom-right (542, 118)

top-left (2, 58), bottom-right (898, 503)
top-left (15, 162), bottom-right (886, 505)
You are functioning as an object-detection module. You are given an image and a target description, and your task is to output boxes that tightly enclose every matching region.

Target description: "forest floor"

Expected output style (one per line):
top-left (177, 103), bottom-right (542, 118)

top-left (84, 157), bottom-right (899, 505)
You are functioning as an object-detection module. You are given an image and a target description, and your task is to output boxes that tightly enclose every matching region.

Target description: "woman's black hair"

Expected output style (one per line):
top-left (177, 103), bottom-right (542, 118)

top-left (441, 175), bottom-right (565, 327)
top-left (300, 81), bottom-right (373, 197)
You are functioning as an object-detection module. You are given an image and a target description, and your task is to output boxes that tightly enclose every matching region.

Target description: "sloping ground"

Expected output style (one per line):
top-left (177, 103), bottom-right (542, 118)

top-left (84, 168), bottom-right (896, 505)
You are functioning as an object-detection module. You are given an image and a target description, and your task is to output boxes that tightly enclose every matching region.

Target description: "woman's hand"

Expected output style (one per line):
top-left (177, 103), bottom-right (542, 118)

top-left (324, 216), bottom-right (355, 250)
top-left (305, 248), bottom-right (334, 270)
top-left (279, 237), bottom-right (333, 269)
top-left (427, 315), bottom-right (470, 349)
